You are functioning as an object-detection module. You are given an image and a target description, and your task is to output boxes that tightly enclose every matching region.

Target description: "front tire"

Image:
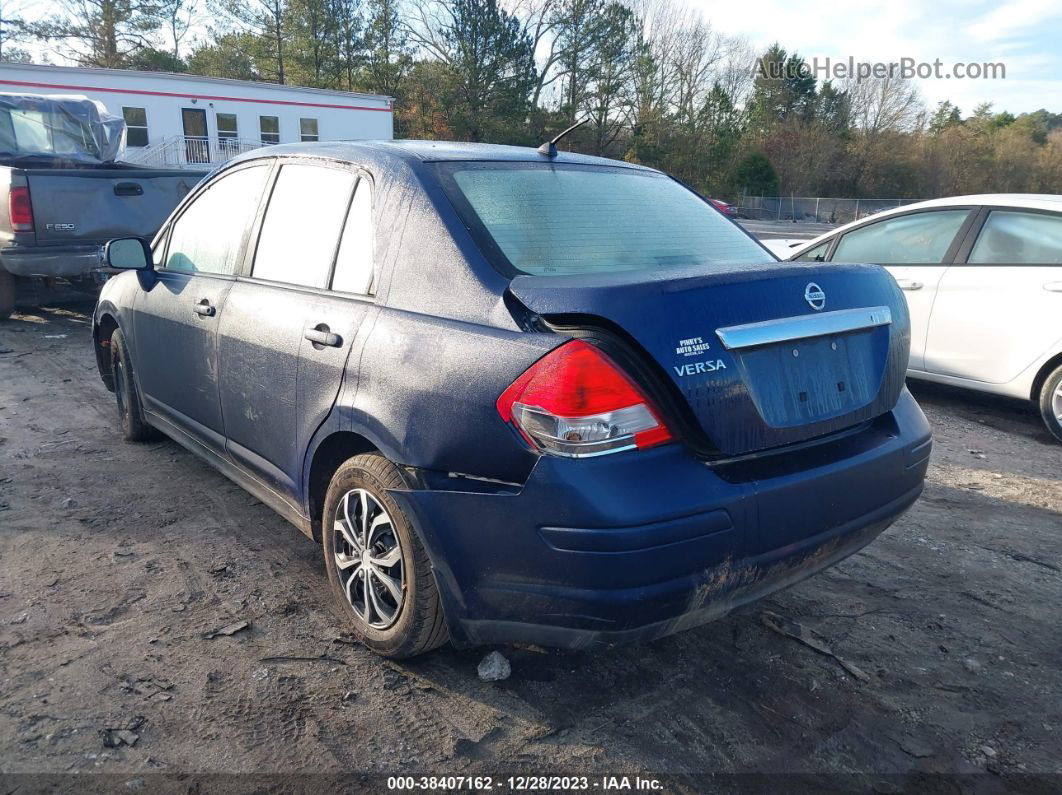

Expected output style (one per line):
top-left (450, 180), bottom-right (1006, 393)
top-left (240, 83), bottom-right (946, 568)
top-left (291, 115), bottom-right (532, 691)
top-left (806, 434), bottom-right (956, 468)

top-left (322, 454), bottom-right (448, 658)
top-left (1039, 363), bottom-right (1062, 444)
top-left (110, 328), bottom-right (157, 441)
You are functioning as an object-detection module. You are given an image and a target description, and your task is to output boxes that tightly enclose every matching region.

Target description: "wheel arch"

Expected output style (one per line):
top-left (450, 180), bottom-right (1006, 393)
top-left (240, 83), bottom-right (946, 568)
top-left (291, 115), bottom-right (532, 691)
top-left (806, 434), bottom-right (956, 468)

top-left (93, 311), bottom-right (120, 392)
top-left (305, 429), bottom-right (415, 542)
top-left (1031, 350), bottom-right (1062, 403)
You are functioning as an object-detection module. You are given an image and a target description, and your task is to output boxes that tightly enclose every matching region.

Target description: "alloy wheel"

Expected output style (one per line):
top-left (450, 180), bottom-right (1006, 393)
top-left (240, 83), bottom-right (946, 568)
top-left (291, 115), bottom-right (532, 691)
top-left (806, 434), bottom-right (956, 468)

top-left (1054, 382), bottom-right (1062, 424)
top-left (331, 488), bottom-right (405, 629)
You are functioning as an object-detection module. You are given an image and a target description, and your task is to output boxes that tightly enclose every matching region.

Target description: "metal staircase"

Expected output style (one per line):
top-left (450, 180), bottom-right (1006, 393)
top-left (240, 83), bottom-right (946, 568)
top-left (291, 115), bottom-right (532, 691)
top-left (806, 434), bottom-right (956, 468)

top-left (124, 135), bottom-right (266, 170)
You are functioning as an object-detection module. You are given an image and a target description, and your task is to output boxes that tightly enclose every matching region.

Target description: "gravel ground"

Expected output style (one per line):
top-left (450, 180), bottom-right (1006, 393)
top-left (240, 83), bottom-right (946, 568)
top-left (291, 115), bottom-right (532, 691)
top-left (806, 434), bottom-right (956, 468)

top-left (1, 299), bottom-right (1059, 791)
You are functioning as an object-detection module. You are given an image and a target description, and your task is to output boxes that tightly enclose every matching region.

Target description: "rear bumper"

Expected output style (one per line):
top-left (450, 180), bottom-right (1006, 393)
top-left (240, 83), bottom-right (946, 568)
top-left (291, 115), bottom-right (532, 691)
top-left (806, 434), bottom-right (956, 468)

top-left (390, 389), bottom-right (932, 650)
top-left (1, 245), bottom-right (102, 277)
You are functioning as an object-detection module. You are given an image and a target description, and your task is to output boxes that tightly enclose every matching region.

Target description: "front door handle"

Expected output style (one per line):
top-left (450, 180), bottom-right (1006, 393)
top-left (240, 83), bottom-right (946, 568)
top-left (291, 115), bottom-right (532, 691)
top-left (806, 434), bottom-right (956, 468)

top-left (305, 324), bottom-right (341, 348)
top-left (896, 279), bottom-right (923, 291)
top-left (1045, 281), bottom-right (1062, 293)
top-left (194, 299), bottom-right (215, 317)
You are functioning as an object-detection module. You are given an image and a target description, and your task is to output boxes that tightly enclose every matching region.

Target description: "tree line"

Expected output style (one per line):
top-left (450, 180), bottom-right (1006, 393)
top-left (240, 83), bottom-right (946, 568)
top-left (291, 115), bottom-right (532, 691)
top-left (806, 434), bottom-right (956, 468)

top-left (7, 0), bottom-right (1062, 200)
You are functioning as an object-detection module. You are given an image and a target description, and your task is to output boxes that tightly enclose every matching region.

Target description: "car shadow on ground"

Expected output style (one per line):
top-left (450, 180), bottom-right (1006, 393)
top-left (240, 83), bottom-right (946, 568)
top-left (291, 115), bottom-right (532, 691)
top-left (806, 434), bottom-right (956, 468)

top-left (393, 477), bottom-right (1060, 774)
top-left (907, 379), bottom-right (1049, 444)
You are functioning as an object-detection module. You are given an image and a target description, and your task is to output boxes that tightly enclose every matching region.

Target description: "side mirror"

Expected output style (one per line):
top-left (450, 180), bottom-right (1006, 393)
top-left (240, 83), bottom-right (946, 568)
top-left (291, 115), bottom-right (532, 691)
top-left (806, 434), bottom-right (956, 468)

top-left (104, 237), bottom-right (152, 270)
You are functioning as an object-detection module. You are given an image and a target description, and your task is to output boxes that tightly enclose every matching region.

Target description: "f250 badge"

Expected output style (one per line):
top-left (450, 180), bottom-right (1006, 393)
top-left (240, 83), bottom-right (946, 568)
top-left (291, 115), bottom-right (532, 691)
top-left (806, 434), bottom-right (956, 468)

top-left (45, 223), bottom-right (77, 232)
top-left (673, 359), bottom-right (726, 376)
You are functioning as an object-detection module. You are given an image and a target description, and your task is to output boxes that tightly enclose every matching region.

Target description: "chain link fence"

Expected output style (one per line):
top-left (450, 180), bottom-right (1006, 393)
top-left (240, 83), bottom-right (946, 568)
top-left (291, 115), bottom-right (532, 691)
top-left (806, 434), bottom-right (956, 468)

top-left (738, 196), bottom-right (923, 224)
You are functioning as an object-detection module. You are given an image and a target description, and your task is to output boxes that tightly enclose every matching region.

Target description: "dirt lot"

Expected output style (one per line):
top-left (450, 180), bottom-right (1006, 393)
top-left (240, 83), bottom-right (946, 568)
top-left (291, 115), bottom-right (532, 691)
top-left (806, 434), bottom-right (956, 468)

top-left (1, 298), bottom-right (1060, 790)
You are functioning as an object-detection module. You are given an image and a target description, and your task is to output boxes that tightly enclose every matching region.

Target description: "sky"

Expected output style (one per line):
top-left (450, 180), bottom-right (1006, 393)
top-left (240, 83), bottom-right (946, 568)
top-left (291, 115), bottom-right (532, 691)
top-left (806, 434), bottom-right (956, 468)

top-left (696, 0), bottom-right (1062, 115)
top-left (17, 0), bottom-right (1062, 116)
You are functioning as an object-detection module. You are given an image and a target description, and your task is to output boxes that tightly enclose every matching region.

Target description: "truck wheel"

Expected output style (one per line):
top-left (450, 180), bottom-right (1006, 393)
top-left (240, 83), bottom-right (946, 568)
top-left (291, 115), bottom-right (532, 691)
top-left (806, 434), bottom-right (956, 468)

top-left (0, 267), bottom-right (14, 321)
top-left (1039, 363), bottom-right (1062, 444)
top-left (110, 328), bottom-right (157, 441)
top-left (322, 453), bottom-right (448, 658)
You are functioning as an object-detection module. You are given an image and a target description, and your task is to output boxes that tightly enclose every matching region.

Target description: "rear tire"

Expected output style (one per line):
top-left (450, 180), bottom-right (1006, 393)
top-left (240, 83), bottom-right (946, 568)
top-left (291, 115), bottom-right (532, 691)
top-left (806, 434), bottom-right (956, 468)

top-left (1038, 363), bottom-right (1062, 444)
top-left (110, 328), bottom-right (157, 442)
top-left (322, 453), bottom-right (448, 658)
top-left (0, 267), bottom-right (14, 321)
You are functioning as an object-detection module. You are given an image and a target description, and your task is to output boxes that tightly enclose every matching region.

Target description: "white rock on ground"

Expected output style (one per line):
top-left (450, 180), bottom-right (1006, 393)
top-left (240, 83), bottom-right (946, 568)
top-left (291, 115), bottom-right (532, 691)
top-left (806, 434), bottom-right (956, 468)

top-left (477, 651), bottom-right (511, 682)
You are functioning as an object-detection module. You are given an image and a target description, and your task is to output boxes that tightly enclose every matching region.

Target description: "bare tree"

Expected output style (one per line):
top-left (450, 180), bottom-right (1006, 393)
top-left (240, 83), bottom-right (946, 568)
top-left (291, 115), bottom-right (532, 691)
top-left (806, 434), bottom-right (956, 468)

top-left (668, 16), bottom-right (720, 127)
top-left (159, 0), bottom-right (196, 58)
top-left (506, 0), bottom-right (563, 108)
top-left (710, 35), bottom-right (755, 123)
top-left (625, 0), bottom-right (686, 128)
top-left (0, 0), bottom-right (32, 61)
top-left (843, 75), bottom-right (923, 194)
top-left (845, 74), bottom-right (923, 135)
top-left (582, 1), bottom-right (638, 154)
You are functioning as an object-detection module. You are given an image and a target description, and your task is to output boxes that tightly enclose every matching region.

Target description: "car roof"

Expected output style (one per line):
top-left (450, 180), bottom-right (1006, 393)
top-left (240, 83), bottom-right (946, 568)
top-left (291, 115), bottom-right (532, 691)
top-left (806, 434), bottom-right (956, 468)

top-left (900, 194), bottom-right (1062, 212)
top-left (229, 139), bottom-right (657, 172)
top-left (789, 193), bottom-right (1062, 255)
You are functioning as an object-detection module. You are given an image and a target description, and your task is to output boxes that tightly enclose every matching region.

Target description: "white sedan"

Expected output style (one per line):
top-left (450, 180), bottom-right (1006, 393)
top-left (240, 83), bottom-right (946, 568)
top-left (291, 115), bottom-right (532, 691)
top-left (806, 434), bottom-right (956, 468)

top-left (783, 194), bottom-right (1062, 442)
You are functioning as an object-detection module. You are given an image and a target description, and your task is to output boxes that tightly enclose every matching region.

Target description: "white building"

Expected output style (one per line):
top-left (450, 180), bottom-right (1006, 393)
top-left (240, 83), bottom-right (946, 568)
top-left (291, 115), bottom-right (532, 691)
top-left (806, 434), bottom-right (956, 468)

top-left (0, 62), bottom-right (393, 169)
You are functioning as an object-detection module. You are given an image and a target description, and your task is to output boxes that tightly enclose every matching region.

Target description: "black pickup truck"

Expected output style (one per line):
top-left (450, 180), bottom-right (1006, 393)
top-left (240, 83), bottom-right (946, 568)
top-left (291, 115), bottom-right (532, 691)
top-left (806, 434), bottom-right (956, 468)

top-left (0, 93), bottom-right (204, 319)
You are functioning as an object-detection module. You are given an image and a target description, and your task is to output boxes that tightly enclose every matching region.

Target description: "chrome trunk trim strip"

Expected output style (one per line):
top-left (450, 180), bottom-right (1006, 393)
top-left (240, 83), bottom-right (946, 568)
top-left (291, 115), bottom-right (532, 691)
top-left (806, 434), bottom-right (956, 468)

top-left (716, 306), bottom-right (892, 350)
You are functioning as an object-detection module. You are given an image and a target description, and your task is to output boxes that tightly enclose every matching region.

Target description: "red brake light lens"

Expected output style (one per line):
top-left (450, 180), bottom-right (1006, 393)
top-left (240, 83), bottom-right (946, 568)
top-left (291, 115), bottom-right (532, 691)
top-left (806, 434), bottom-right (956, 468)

top-left (9, 186), bottom-right (33, 232)
top-left (496, 340), bottom-right (673, 457)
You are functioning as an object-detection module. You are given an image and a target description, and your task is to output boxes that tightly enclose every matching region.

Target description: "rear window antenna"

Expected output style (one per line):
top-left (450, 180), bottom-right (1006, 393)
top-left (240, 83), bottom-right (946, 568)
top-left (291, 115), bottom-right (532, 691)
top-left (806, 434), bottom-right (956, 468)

top-left (537, 118), bottom-right (590, 157)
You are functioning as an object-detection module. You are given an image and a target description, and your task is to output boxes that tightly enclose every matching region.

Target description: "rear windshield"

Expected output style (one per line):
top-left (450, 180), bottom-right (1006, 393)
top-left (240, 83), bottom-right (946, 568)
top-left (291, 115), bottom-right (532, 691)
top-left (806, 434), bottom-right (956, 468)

top-left (437, 162), bottom-right (769, 277)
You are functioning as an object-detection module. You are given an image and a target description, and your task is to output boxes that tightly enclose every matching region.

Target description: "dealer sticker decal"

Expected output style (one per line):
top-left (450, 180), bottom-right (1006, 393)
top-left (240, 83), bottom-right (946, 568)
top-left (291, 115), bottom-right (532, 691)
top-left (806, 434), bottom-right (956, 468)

top-left (675, 336), bottom-right (712, 357)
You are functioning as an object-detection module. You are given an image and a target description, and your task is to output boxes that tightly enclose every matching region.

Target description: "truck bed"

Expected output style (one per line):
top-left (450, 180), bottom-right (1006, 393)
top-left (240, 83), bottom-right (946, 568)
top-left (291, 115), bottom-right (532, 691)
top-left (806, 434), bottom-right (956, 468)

top-left (20, 164), bottom-right (201, 248)
top-left (0, 161), bottom-right (204, 279)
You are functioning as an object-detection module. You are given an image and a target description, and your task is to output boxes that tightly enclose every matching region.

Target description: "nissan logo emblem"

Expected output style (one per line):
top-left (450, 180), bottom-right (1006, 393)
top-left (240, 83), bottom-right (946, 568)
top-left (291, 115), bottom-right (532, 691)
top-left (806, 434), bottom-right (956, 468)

top-left (805, 282), bottom-right (826, 311)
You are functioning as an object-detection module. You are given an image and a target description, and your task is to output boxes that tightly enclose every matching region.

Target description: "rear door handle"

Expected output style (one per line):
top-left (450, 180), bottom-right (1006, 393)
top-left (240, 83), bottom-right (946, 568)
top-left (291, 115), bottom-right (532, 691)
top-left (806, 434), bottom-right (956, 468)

top-left (305, 324), bottom-right (341, 348)
top-left (1045, 281), bottom-right (1062, 293)
top-left (194, 299), bottom-right (215, 317)
top-left (896, 279), bottom-right (923, 291)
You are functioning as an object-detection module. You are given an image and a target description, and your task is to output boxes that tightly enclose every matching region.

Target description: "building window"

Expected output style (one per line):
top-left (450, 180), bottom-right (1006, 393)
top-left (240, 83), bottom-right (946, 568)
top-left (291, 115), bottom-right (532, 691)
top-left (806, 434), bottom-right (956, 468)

top-left (123, 107), bottom-right (149, 147)
top-left (217, 113), bottom-right (239, 154)
top-left (260, 115), bottom-right (280, 145)
top-left (300, 117), bottom-right (319, 142)
top-left (217, 113), bottom-right (238, 139)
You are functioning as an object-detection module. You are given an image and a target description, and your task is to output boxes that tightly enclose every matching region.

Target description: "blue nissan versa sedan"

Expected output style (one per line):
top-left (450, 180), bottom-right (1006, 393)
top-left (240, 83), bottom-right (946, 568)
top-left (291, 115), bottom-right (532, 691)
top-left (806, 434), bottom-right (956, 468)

top-left (93, 141), bottom-right (932, 658)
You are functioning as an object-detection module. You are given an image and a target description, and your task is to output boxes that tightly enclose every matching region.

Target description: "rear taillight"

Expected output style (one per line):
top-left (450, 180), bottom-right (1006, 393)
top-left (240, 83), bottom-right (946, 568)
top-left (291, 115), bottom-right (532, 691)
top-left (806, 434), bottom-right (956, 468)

top-left (496, 340), bottom-right (673, 458)
top-left (9, 186), bottom-right (33, 232)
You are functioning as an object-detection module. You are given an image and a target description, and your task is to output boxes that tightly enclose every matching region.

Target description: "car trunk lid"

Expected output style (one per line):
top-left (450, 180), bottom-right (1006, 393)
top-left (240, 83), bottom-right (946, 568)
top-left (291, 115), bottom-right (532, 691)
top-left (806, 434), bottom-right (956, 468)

top-left (508, 261), bottom-right (910, 457)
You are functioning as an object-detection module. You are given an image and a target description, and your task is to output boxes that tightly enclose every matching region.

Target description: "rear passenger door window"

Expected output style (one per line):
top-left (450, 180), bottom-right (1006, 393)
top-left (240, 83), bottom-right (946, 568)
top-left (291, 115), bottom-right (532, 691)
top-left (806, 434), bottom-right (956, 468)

top-left (331, 178), bottom-right (374, 295)
top-left (252, 163), bottom-right (357, 288)
top-left (968, 210), bottom-right (1062, 264)
top-left (164, 164), bottom-right (270, 275)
